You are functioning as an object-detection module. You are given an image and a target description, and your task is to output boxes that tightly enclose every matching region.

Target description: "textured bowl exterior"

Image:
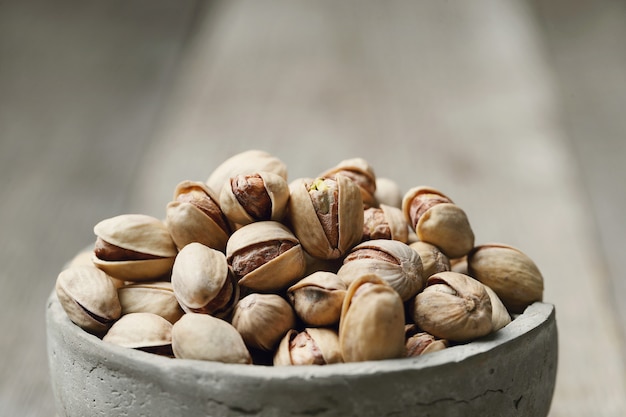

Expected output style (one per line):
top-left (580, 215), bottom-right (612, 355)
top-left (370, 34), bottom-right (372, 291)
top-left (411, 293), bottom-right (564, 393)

top-left (47, 291), bottom-right (557, 417)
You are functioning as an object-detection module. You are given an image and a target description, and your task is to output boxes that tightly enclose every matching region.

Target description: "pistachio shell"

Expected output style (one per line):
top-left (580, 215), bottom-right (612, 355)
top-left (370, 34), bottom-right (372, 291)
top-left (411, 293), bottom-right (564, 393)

top-left (118, 281), bottom-right (184, 323)
top-left (287, 271), bottom-right (347, 326)
top-left (416, 203), bottom-right (475, 259)
top-left (226, 221), bottom-right (306, 292)
top-left (414, 271), bottom-right (493, 342)
top-left (92, 214), bottom-right (177, 281)
top-left (55, 265), bottom-right (122, 335)
top-left (166, 181), bottom-right (230, 251)
top-left (231, 293), bottom-right (296, 351)
top-left (171, 313), bottom-right (252, 364)
top-left (339, 273), bottom-right (405, 362)
top-left (374, 177), bottom-right (403, 208)
top-left (467, 243), bottom-right (544, 314)
top-left (288, 175), bottom-right (364, 260)
top-left (273, 329), bottom-right (297, 366)
top-left (401, 186), bottom-right (453, 228)
top-left (320, 158), bottom-right (377, 208)
top-left (380, 204), bottom-right (409, 243)
top-left (404, 327), bottom-right (448, 357)
top-left (171, 242), bottom-right (237, 318)
top-left (338, 239), bottom-right (424, 301)
top-left (409, 241), bottom-right (450, 278)
top-left (484, 284), bottom-right (512, 331)
top-left (219, 171), bottom-right (290, 225)
top-left (206, 150), bottom-right (288, 194)
top-left (103, 312), bottom-right (172, 354)
top-left (273, 328), bottom-right (343, 366)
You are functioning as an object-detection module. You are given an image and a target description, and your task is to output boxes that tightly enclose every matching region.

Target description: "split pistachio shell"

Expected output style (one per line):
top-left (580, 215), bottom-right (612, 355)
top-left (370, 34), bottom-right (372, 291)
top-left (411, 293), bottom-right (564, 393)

top-left (273, 328), bottom-right (343, 366)
top-left (467, 243), bottom-right (544, 314)
top-left (339, 274), bottom-right (405, 362)
top-left (404, 326), bottom-right (448, 357)
top-left (103, 312), bottom-right (173, 355)
top-left (414, 271), bottom-right (493, 342)
top-left (171, 242), bottom-right (238, 318)
top-left (484, 284), bottom-right (512, 331)
top-left (409, 241), bottom-right (450, 278)
top-left (92, 214), bottom-right (177, 282)
top-left (206, 150), bottom-right (288, 195)
top-left (118, 281), bottom-right (184, 323)
top-left (166, 180), bottom-right (230, 251)
top-left (220, 171), bottom-right (290, 225)
top-left (56, 265), bottom-right (122, 335)
top-left (402, 187), bottom-right (475, 259)
top-left (320, 158), bottom-right (377, 208)
top-left (288, 175), bottom-right (364, 260)
top-left (374, 177), bottom-right (403, 208)
top-left (231, 293), bottom-right (296, 351)
top-left (287, 271), bottom-right (347, 326)
top-left (362, 204), bottom-right (409, 243)
top-left (226, 221), bottom-right (306, 292)
top-left (338, 239), bottom-right (424, 301)
top-left (171, 312), bottom-right (252, 364)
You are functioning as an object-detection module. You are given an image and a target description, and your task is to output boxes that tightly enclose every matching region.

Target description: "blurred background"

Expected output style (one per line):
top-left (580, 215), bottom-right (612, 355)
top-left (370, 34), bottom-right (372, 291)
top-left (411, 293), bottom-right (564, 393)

top-left (1, 0), bottom-right (625, 416)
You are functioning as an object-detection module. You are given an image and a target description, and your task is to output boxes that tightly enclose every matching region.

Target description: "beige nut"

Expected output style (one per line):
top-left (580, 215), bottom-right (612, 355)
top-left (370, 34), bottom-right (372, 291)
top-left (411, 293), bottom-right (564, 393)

top-left (374, 177), bottom-right (403, 208)
top-left (273, 328), bottom-right (343, 366)
top-left (118, 281), bottom-right (185, 323)
top-left (339, 273), bottom-right (406, 362)
top-left (409, 241), bottom-right (450, 278)
top-left (171, 313), bottom-right (252, 364)
top-left (320, 157), bottom-right (377, 209)
top-left (55, 265), bottom-right (122, 335)
top-left (206, 150), bottom-right (288, 195)
top-left (220, 171), bottom-right (290, 225)
top-left (413, 271), bottom-right (493, 342)
top-left (171, 242), bottom-right (238, 319)
top-left (402, 187), bottom-right (474, 259)
top-left (226, 221), bottom-right (306, 292)
top-left (92, 214), bottom-right (177, 282)
top-left (467, 243), bottom-right (544, 314)
top-left (166, 180), bottom-right (231, 251)
top-left (288, 176), bottom-right (364, 260)
top-left (404, 325), bottom-right (448, 357)
top-left (231, 293), bottom-right (296, 351)
top-left (287, 271), bottom-right (347, 326)
top-left (338, 239), bottom-right (424, 301)
top-left (103, 312), bottom-right (173, 356)
top-left (484, 284), bottom-right (512, 331)
top-left (362, 204), bottom-right (409, 243)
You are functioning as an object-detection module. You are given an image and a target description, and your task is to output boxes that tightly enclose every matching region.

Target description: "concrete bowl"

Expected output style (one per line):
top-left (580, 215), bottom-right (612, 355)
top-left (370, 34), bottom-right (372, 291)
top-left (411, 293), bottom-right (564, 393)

top-left (46, 291), bottom-right (557, 417)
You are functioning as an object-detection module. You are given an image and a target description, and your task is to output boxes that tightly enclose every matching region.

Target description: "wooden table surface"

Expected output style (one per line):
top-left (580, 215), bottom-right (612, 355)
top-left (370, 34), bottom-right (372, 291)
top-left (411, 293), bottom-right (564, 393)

top-left (2, 1), bottom-right (625, 416)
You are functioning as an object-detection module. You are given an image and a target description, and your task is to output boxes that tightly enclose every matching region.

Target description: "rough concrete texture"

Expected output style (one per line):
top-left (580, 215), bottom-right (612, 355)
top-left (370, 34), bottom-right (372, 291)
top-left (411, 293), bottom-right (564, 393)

top-left (47, 292), bottom-right (557, 417)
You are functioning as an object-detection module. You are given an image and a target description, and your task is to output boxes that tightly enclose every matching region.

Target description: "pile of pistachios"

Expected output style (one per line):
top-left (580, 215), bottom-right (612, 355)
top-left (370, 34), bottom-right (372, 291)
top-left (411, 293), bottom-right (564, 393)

top-left (55, 150), bottom-right (544, 365)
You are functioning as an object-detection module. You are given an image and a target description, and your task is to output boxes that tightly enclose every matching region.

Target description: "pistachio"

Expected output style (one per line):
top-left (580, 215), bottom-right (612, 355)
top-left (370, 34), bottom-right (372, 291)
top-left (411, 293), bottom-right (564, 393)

top-left (118, 281), bottom-right (185, 323)
top-left (274, 328), bottom-right (343, 366)
top-left (287, 271), bottom-right (347, 326)
top-left (484, 284), bottom-right (511, 331)
top-left (339, 274), bottom-right (405, 362)
top-left (166, 180), bottom-right (230, 251)
top-left (171, 312), bottom-right (252, 364)
top-left (320, 157), bottom-right (377, 208)
top-left (206, 150), bottom-right (288, 195)
top-left (288, 175), bottom-right (363, 260)
top-left (226, 221), bottom-right (306, 292)
top-left (55, 265), bottom-right (122, 335)
top-left (231, 293), bottom-right (296, 351)
top-left (220, 171), bottom-right (290, 225)
top-left (374, 177), bottom-right (403, 208)
top-left (362, 204), bottom-right (409, 243)
top-left (402, 187), bottom-right (475, 259)
top-left (92, 214), bottom-right (178, 282)
top-left (404, 325), bottom-right (448, 357)
top-left (103, 312), bottom-right (173, 356)
top-left (414, 271), bottom-right (493, 342)
top-left (171, 242), bottom-right (238, 319)
top-left (467, 243), bottom-right (544, 314)
top-left (338, 239), bottom-right (424, 301)
top-left (409, 241), bottom-right (450, 278)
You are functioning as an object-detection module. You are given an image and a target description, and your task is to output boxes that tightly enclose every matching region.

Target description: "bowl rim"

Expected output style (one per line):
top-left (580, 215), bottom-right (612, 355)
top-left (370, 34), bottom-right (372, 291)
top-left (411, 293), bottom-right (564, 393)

top-left (47, 290), bottom-right (555, 380)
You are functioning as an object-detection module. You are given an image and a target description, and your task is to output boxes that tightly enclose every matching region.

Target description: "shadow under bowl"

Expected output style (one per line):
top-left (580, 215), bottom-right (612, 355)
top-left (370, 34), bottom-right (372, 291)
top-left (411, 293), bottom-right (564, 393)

top-left (46, 291), bottom-right (557, 417)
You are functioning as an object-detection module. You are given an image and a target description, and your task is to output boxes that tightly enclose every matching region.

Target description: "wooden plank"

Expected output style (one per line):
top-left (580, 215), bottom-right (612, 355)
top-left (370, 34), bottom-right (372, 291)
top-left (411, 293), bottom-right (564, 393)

top-left (0, 1), bottom-right (199, 415)
top-left (128, 1), bottom-right (626, 416)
